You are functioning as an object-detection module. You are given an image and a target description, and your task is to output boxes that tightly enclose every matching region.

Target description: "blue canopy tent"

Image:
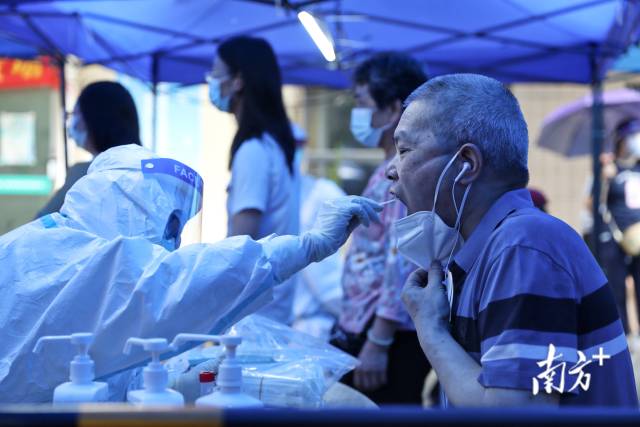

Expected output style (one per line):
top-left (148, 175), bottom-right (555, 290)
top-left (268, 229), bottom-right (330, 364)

top-left (0, 37), bottom-right (38, 58)
top-left (1, 0), bottom-right (639, 85)
top-left (1, 0), bottom-right (640, 260)
top-left (614, 43), bottom-right (640, 71)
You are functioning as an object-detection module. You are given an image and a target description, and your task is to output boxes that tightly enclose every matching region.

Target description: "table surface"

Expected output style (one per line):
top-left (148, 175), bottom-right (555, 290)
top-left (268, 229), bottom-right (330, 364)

top-left (323, 383), bottom-right (378, 409)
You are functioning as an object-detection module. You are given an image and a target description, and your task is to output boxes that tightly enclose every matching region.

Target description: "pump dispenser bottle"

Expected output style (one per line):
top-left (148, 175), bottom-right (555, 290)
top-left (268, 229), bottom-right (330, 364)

top-left (123, 337), bottom-right (184, 406)
top-left (33, 333), bottom-right (108, 404)
top-left (170, 333), bottom-right (263, 408)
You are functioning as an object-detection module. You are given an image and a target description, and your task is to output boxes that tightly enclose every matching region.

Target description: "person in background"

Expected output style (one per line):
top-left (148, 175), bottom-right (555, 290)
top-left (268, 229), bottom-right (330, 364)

top-left (528, 188), bottom-right (548, 212)
top-left (291, 123), bottom-right (346, 340)
top-left (207, 36), bottom-right (299, 325)
top-left (579, 152), bottom-right (617, 253)
top-left (601, 119), bottom-right (640, 334)
top-left (330, 52), bottom-right (430, 404)
top-left (36, 81), bottom-right (142, 218)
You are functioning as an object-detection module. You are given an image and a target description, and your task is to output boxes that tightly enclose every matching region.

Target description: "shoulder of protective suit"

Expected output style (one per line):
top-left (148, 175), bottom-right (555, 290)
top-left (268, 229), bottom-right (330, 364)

top-left (88, 144), bottom-right (157, 174)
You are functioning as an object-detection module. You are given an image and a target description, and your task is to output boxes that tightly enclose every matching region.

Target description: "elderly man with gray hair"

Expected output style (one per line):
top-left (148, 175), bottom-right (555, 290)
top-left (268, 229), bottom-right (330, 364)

top-left (387, 73), bottom-right (638, 407)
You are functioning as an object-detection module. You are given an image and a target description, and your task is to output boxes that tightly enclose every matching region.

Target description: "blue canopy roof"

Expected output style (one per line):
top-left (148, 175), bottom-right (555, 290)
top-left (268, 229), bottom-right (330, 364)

top-left (614, 44), bottom-right (640, 71)
top-left (1, 0), bottom-right (639, 87)
top-left (0, 33), bottom-right (39, 58)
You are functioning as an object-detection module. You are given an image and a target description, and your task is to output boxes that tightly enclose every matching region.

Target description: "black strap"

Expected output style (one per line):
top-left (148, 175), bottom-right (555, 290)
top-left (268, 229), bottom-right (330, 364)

top-left (448, 261), bottom-right (467, 326)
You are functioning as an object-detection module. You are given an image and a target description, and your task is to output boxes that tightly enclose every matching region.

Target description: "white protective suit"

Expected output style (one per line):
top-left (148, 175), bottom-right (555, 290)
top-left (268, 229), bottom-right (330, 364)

top-left (293, 175), bottom-right (346, 340)
top-left (0, 144), bottom-right (380, 403)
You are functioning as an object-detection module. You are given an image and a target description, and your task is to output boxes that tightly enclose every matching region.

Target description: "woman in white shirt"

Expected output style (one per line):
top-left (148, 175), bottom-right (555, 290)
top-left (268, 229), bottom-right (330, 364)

top-left (207, 36), bottom-right (299, 324)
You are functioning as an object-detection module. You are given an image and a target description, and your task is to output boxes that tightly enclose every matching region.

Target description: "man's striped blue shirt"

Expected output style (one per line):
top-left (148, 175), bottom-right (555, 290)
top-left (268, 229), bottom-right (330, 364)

top-left (449, 189), bottom-right (637, 407)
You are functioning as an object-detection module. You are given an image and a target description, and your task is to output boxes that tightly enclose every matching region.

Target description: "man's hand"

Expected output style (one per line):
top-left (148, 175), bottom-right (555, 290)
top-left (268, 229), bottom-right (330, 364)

top-left (401, 261), bottom-right (450, 337)
top-left (353, 340), bottom-right (389, 392)
top-left (402, 264), bottom-right (561, 408)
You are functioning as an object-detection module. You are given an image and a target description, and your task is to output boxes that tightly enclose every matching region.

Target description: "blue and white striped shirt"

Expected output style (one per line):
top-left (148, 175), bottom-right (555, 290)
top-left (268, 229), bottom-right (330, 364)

top-left (449, 188), bottom-right (637, 407)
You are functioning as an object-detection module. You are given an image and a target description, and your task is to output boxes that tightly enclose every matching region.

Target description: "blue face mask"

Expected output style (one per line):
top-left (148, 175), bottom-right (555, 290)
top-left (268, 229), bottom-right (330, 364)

top-left (350, 107), bottom-right (392, 148)
top-left (208, 77), bottom-right (231, 112)
top-left (160, 210), bottom-right (183, 251)
top-left (67, 114), bottom-right (88, 149)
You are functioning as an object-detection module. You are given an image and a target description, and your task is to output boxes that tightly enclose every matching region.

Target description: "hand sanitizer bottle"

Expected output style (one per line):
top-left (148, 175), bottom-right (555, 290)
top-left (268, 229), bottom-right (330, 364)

top-left (33, 333), bottom-right (108, 404)
top-left (170, 333), bottom-right (263, 408)
top-left (123, 338), bottom-right (184, 406)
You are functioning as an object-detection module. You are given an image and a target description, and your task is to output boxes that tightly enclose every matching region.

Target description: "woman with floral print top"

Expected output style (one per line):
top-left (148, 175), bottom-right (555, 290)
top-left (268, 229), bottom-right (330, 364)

top-left (330, 52), bottom-right (431, 405)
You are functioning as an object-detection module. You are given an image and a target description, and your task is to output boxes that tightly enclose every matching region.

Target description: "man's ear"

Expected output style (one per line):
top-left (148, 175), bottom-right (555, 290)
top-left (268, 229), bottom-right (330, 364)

top-left (458, 143), bottom-right (483, 185)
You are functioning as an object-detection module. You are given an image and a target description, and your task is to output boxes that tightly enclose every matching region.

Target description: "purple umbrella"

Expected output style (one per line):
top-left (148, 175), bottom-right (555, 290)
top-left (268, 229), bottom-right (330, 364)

top-left (537, 88), bottom-right (640, 157)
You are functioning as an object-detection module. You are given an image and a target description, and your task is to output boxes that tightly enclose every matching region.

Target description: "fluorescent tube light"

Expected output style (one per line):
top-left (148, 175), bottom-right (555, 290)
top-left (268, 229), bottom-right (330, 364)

top-left (298, 10), bottom-right (336, 62)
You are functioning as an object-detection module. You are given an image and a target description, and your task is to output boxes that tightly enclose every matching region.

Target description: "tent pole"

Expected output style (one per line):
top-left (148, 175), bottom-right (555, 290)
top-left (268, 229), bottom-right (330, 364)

top-left (57, 56), bottom-right (69, 172)
top-left (590, 51), bottom-right (604, 264)
top-left (151, 53), bottom-right (159, 152)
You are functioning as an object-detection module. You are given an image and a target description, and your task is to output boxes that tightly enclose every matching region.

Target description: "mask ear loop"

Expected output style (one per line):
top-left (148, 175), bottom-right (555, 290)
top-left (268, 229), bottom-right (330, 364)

top-left (442, 161), bottom-right (471, 321)
top-left (442, 178), bottom-right (470, 322)
top-left (452, 163), bottom-right (471, 216)
top-left (444, 180), bottom-right (472, 272)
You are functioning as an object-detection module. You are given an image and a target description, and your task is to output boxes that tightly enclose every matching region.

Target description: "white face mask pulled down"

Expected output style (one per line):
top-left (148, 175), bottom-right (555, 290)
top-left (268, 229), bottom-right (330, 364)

top-left (394, 151), bottom-right (472, 316)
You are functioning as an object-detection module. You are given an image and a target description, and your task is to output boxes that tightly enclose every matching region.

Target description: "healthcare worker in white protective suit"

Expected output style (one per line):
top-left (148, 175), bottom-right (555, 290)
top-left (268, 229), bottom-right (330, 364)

top-left (0, 144), bottom-right (381, 403)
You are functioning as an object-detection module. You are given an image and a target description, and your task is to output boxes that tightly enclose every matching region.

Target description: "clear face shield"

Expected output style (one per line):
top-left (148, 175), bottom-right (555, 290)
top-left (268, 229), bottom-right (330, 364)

top-left (141, 158), bottom-right (204, 249)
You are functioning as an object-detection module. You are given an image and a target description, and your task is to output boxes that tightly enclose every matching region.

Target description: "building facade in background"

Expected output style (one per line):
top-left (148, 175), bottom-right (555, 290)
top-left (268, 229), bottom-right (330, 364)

top-left (1, 55), bottom-right (636, 237)
top-left (0, 57), bottom-right (61, 234)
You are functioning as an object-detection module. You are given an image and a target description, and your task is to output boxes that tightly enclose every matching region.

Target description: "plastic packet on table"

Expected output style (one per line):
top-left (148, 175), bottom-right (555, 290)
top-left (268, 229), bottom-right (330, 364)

top-left (241, 361), bottom-right (325, 408)
top-left (165, 315), bottom-right (358, 407)
top-left (223, 314), bottom-right (359, 387)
